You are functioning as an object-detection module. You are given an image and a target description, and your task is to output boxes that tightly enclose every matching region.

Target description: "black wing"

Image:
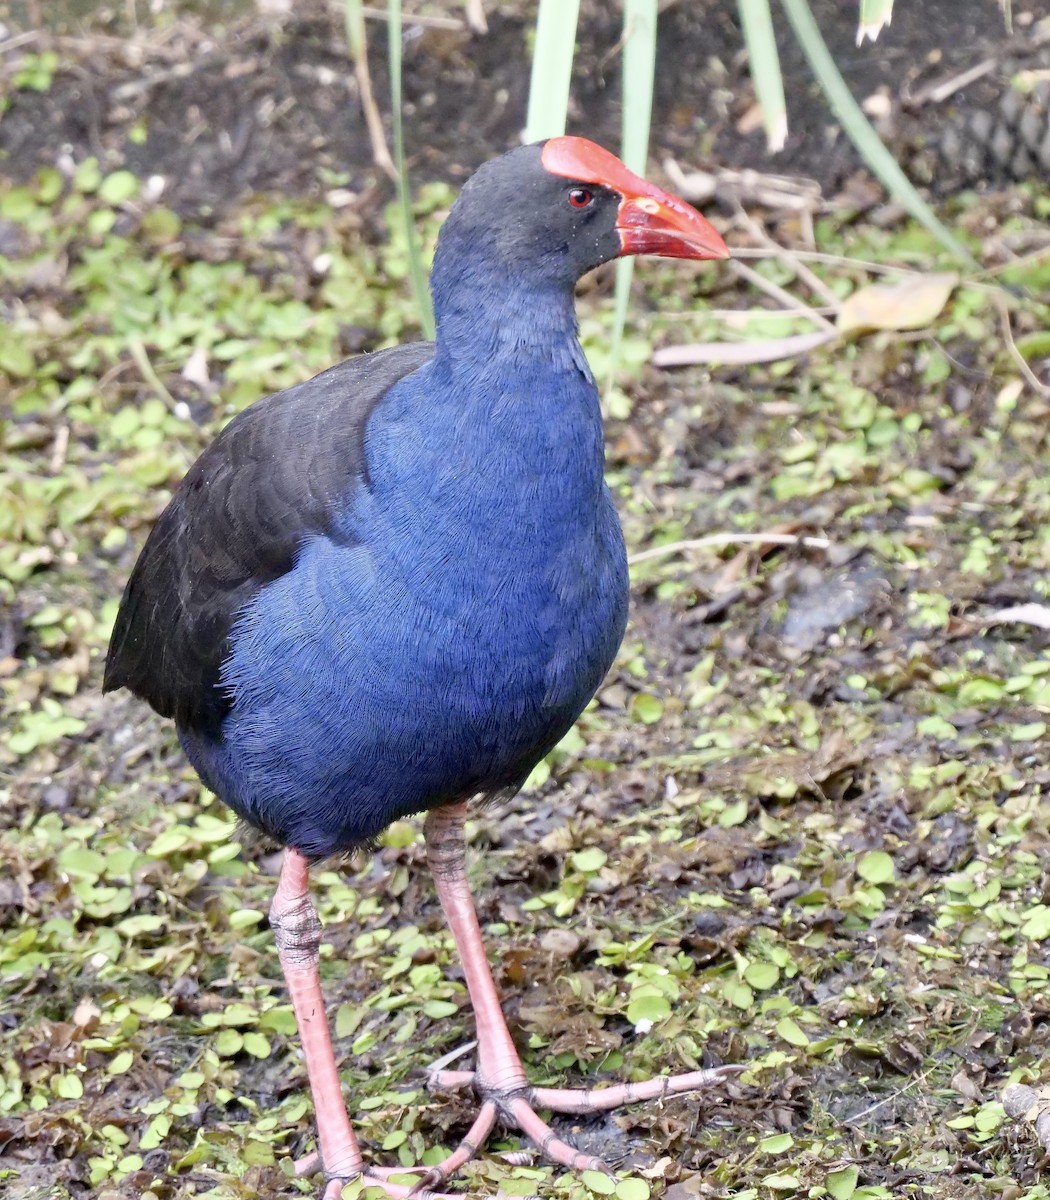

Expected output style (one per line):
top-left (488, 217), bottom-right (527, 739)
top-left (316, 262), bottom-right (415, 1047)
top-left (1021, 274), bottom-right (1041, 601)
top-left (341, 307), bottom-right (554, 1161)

top-left (104, 342), bottom-right (435, 734)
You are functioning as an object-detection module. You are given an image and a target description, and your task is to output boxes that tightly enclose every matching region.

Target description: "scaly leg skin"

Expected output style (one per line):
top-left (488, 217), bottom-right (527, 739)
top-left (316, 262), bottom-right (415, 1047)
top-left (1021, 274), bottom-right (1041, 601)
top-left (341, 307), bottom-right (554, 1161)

top-left (408, 803), bottom-right (739, 1193)
top-left (271, 850), bottom-right (456, 1199)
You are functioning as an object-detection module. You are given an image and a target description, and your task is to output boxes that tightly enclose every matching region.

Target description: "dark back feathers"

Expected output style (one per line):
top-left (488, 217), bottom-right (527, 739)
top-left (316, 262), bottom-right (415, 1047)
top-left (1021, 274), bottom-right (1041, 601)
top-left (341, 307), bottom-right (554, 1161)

top-left (104, 342), bottom-right (435, 733)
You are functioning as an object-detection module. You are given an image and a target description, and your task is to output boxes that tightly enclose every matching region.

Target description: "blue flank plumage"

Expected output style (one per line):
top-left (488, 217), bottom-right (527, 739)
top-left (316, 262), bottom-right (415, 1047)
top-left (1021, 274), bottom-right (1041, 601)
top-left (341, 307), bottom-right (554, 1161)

top-left (179, 243), bottom-right (629, 858)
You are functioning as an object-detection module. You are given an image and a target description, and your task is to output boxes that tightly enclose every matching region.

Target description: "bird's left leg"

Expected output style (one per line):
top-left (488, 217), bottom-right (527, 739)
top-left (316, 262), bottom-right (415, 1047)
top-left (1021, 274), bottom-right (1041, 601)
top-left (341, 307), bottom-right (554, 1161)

top-left (413, 803), bottom-right (737, 1191)
top-left (411, 803), bottom-right (611, 1188)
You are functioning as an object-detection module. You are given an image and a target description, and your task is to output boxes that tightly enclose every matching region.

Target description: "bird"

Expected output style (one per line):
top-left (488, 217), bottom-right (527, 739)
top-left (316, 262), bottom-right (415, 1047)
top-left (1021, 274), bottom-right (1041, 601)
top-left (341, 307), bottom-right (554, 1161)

top-left (104, 136), bottom-right (730, 1198)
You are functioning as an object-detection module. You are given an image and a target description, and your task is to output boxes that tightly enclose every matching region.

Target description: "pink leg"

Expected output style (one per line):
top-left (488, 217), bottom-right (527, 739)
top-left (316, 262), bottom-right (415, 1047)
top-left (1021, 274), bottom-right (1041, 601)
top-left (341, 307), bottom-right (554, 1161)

top-left (275, 819), bottom-right (734, 1195)
top-left (417, 804), bottom-right (737, 1188)
top-left (272, 850), bottom-right (458, 1200)
top-left (425, 804), bottom-right (529, 1094)
top-left (271, 850), bottom-right (365, 1183)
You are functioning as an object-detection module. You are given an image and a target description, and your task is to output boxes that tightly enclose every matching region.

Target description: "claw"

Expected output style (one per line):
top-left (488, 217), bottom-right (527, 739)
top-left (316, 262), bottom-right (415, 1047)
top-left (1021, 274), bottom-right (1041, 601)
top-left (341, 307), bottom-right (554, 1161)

top-left (499, 1149), bottom-right (537, 1166)
top-left (407, 1167), bottom-right (444, 1197)
top-left (295, 1150), bottom-right (321, 1177)
top-left (310, 1168), bottom-right (460, 1200)
top-left (425, 1040), bottom-right (479, 1094)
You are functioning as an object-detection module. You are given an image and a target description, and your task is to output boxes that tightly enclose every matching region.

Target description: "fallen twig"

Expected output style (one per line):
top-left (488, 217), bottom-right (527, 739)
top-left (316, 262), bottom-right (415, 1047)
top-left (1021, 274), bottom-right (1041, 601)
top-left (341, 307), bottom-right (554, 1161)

top-left (359, 6), bottom-right (465, 31)
top-left (0, 30), bottom-right (41, 54)
top-left (904, 58), bottom-right (998, 108)
top-left (991, 289), bottom-right (1050, 399)
top-left (629, 532), bottom-right (832, 566)
top-left (699, 305), bottom-right (840, 321)
top-left (49, 424), bottom-right (70, 476)
top-left (845, 1073), bottom-right (933, 1126)
top-left (727, 260), bottom-right (838, 334)
top-left (463, 0), bottom-right (488, 34)
top-left (662, 157), bottom-right (822, 213)
top-left (346, 6), bottom-right (397, 183)
top-left (127, 339), bottom-right (178, 412)
top-left (731, 246), bottom-right (919, 278)
top-left (985, 603), bottom-right (1050, 631)
top-left (731, 204), bottom-right (842, 310)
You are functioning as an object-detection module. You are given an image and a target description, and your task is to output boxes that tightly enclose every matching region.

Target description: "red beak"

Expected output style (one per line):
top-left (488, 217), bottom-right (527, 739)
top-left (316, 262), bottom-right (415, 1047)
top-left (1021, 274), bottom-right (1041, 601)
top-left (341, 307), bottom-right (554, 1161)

top-left (615, 191), bottom-right (728, 261)
top-left (541, 136), bottom-right (729, 263)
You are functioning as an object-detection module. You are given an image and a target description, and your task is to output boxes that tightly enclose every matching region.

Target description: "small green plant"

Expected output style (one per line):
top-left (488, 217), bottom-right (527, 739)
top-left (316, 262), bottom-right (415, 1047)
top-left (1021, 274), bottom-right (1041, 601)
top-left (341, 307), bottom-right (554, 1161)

top-left (13, 51), bottom-right (58, 92)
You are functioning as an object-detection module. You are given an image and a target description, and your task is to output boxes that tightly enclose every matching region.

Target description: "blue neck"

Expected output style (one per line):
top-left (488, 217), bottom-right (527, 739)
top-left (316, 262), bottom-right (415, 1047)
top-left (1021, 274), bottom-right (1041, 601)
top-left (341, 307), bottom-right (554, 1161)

top-left (424, 243), bottom-right (600, 469)
top-left (356, 261), bottom-right (607, 555)
top-left (430, 238), bottom-right (581, 374)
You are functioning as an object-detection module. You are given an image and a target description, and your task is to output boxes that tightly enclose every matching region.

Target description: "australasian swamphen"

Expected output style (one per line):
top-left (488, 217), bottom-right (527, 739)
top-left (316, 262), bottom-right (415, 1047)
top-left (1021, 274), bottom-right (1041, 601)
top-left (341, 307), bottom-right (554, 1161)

top-left (104, 137), bottom-right (730, 1198)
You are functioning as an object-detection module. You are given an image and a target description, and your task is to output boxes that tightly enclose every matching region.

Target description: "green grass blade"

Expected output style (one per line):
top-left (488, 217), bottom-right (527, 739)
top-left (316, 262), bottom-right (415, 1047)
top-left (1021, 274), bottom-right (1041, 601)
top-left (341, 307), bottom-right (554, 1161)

top-left (779, 0), bottom-right (977, 267)
top-left (344, 0), bottom-right (364, 56)
top-left (738, 0), bottom-right (788, 152)
top-left (619, 0), bottom-right (658, 178)
top-left (857, 0), bottom-right (894, 44)
top-left (387, 0), bottom-right (435, 338)
top-left (525, 0), bottom-right (582, 141)
top-left (609, 0), bottom-right (658, 390)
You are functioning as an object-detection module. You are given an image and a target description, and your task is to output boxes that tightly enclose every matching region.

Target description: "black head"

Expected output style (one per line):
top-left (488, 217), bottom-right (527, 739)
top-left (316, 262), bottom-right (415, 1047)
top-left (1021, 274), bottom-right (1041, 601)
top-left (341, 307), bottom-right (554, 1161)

top-left (433, 137), bottom-right (728, 292)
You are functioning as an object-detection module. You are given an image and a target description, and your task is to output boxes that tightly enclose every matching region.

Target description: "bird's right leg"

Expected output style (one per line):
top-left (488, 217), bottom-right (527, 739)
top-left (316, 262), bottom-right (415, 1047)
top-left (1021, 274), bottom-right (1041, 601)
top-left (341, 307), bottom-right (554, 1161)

top-left (270, 849), bottom-right (367, 1197)
top-left (271, 850), bottom-right (456, 1200)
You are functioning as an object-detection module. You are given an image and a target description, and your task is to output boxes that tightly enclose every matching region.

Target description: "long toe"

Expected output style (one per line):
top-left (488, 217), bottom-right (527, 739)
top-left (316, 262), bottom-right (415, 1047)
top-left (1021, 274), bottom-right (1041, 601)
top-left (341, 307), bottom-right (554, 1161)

top-left (531, 1062), bottom-right (742, 1115)
top-left (502, 1093), bottom-right (612, 1174)
top-left (362, 1171), bottom-right (461, 1199)
top-left (420, 810), bottom-right (739, 1183)
top-left (295, 1150), bottom-right (462, 1198)
top-left (404, 1099), bottom-right (498, 1194)
top-left (426, 1067), bottom-right (477, 1093)
top-left (294, 1150), bottom-right (320, 1177)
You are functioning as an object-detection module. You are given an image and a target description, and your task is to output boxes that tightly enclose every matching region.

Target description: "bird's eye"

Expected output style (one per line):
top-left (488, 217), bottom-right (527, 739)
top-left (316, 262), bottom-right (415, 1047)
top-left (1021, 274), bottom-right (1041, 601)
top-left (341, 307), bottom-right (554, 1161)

top-left (568, 187), bottom-right (594, 209)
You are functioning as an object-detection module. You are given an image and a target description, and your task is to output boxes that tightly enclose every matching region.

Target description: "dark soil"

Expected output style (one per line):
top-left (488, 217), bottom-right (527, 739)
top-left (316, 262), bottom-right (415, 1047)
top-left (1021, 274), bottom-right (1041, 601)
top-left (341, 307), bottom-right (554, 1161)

top-left (1, 0), bottom-right (1047, 217)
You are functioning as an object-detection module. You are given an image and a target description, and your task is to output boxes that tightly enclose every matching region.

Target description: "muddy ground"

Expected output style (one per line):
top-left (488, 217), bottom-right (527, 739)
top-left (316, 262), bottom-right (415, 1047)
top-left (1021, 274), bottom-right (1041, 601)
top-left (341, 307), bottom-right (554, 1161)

top-left (2, 3), bottom-right (1050, 1200)
top-left (2, 0), bottom-right (1050, 210)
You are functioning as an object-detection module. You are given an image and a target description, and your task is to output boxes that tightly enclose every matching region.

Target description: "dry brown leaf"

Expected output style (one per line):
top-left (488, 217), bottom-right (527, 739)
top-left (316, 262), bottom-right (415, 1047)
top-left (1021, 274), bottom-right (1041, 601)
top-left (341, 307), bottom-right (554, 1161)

top-left (837, 272), bottom-right (958, 336)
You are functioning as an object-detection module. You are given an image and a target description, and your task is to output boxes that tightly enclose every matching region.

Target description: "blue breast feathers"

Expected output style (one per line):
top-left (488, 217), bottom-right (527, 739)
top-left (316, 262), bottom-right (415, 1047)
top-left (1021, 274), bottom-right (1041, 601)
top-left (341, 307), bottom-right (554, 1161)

top-left (179, 347), bottom-right (628, 858)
